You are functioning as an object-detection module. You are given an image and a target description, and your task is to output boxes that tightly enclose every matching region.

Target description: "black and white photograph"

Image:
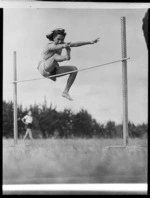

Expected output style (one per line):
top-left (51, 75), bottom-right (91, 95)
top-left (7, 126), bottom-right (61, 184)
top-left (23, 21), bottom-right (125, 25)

top-left (2, 1), bottom-right (148, 195)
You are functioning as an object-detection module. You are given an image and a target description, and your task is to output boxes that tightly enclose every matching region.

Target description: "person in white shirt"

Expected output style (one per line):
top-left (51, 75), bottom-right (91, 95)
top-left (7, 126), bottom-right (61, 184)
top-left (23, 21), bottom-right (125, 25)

top-left (22, 111), bottom-right (33, 141)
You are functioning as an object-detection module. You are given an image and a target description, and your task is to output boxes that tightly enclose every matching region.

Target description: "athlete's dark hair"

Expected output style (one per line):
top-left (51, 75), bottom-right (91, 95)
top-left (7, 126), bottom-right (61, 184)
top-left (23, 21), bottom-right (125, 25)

top-left (46, 28), bottom-right (66, 41)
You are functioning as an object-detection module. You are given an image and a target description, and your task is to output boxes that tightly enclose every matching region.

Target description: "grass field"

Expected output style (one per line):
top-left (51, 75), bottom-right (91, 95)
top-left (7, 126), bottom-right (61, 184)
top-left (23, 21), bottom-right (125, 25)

top-left (3, 138), bottom-right (147, 184)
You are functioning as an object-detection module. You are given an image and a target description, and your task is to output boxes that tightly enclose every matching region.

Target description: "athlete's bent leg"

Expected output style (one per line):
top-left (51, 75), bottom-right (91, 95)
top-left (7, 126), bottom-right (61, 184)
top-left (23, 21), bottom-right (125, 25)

top-left (56, 66), bottom-right (78, 100)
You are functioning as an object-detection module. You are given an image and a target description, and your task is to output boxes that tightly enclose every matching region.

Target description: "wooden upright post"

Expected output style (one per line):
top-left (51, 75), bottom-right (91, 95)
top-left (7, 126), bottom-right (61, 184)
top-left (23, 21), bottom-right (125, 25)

top-left (121, 17), bottom-right (129, 146)
top-left (13, 51), bottom-right (18, 145)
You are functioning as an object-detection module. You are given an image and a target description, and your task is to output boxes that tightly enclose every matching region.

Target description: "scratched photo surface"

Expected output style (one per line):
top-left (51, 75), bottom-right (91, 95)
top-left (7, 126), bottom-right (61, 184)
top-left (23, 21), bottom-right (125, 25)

top-left (3, 4), bottom-right (148, 192)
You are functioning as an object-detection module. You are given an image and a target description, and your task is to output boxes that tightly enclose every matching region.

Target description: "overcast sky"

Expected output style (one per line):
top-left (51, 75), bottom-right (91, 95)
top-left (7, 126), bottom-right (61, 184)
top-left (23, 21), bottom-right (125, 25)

top-left (3, 3), bottom-right (148, 125)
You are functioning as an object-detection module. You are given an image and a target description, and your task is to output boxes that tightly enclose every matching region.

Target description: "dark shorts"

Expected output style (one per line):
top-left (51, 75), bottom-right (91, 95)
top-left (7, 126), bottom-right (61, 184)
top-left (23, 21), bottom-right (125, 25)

top-left (25, 123), bottom-right (32, 129)
top-left (49, 67), bottom-right (58, 81)
top-left (50, 67), bottom-right (57, 76)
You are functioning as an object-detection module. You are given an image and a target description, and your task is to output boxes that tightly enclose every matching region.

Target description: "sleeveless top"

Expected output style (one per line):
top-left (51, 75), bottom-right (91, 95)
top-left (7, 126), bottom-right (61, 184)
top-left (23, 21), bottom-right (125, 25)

top-left (37, 42), bottom-right (62, 71)
top-left (42, 42), bottom-right (62, 60)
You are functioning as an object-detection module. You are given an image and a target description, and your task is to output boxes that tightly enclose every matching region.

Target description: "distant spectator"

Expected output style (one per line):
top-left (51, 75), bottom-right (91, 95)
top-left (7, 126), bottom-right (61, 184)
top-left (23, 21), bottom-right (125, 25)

top-left (21, 111), bottom-right (33, 141)
top-left (142, 10), bottom-right (148, 50)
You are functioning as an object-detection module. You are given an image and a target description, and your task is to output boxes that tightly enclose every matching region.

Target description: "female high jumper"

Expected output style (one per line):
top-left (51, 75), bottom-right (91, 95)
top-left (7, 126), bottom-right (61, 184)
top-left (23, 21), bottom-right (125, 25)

top-left (37, 28), bottom-right (100, 101)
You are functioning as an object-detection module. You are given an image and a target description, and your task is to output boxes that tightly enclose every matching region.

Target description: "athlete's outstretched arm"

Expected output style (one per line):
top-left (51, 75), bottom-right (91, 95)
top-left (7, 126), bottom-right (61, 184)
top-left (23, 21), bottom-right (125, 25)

top-left (69, 37), bottom-right (100, 47)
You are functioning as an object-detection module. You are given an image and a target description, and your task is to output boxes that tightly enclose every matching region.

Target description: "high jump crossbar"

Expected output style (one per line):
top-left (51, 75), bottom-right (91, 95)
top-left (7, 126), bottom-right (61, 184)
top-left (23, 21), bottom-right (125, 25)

top-left (13, 16), bottom-right (129, 146)
top-left (12, 57), bottom-right (130, 84)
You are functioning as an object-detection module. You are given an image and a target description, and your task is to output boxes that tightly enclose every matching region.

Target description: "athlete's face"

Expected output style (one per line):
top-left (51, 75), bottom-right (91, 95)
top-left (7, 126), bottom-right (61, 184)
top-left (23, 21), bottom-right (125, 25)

top-left (53, 34), bottom-right (65, 45)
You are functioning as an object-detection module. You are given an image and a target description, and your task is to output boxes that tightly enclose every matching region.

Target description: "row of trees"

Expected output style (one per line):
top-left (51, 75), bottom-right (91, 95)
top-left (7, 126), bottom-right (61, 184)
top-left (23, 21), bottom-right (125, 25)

top-left (3, 100), bottom-right (148, 139)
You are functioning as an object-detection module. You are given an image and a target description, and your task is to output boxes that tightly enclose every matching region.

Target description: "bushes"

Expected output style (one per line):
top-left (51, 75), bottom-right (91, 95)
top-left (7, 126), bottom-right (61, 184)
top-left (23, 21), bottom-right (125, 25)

top-left (72, 109), bottom-right (94, 138)
top-left (3, 101), bottom-right (14, 138)
top-left (128, 122), bottom-right (148, 138)
top-left (3, 100), bottom-right (148, 139)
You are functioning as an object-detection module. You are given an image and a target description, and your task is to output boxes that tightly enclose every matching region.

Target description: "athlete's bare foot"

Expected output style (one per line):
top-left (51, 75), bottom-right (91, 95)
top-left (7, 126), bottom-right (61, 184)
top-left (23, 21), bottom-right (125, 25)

top-left (62, 91), bottom-right (73, 101)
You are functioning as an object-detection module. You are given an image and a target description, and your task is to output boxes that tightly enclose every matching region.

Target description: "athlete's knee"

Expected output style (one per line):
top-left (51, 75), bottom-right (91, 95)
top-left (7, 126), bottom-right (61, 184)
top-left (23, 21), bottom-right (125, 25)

top-left (53, 54), bottom-right (59, 60)
top-left (54, 54), bottom-right (70, 61)
top-left (72, 66), bottom-right (78, 74)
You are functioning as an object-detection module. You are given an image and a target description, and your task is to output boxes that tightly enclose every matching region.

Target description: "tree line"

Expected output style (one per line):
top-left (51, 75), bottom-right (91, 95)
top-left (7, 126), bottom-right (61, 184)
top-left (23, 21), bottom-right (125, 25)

top-left (3, 100), bottom-right (147, 139)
